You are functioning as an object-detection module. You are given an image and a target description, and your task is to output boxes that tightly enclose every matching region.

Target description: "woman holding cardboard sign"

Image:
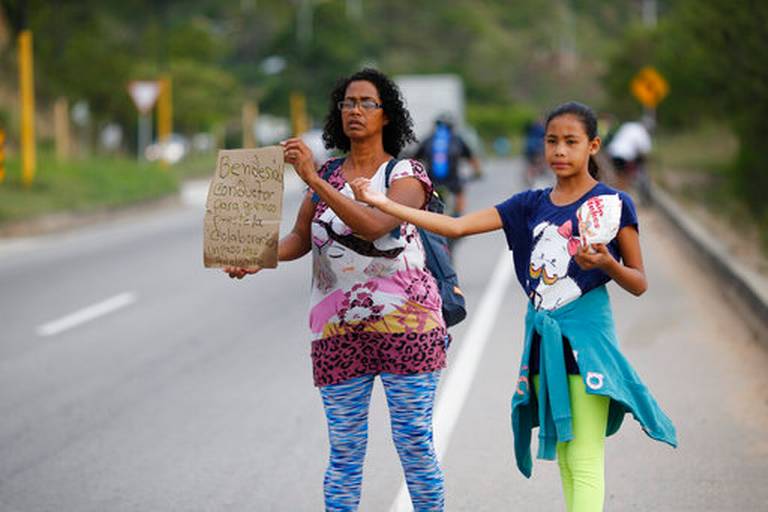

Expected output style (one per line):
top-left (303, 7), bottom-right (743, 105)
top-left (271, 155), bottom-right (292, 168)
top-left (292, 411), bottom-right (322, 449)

top-left (225, 68), bottom-right (448, 511)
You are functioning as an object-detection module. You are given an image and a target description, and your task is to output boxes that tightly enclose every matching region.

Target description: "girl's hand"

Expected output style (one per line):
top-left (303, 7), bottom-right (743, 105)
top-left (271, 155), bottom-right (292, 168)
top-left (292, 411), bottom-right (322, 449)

top-left (350, 177), bottom-right (388, 208)
top-left (573, 243), bottom-right (616, 271)
top-left (223, 265), bottom-right (262, 280)
top-left (282, 138), bottom-right (316, 184)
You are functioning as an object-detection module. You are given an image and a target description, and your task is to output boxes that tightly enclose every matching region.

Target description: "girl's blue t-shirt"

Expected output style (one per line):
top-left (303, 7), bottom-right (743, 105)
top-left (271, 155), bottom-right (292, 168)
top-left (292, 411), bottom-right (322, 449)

top-left (495, 182), bottom-right (638, 311)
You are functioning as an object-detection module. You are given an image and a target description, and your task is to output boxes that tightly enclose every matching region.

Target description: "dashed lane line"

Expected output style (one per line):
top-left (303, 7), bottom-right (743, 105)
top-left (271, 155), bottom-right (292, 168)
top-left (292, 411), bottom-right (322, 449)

top-left (36, 292), bottom-right (138, 337)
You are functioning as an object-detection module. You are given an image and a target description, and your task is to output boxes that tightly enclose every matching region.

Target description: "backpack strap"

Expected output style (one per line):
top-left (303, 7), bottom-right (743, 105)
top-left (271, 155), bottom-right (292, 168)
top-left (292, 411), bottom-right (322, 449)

top-left (384, 158), bottom-right (398, 188)
top-left (311, 157), bottom-right (345, 204)
top-left (383, 159), bottom-right (402, 239)
top-left (312, 157), bottom-right (395, 203)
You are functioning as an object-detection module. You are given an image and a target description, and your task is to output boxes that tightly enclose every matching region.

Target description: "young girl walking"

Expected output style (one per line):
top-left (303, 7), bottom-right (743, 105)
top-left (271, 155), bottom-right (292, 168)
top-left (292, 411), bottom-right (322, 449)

top-left (350, 101), bottom-right (677, 511)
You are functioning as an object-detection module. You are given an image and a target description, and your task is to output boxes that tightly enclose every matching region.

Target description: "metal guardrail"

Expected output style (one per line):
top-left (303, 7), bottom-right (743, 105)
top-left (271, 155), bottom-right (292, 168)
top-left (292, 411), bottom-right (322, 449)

top-left (649, 184), bottom-right (768, 344)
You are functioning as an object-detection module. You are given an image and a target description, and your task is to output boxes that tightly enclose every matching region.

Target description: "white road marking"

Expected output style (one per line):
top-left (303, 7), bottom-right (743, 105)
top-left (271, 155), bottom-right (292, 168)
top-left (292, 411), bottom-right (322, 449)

top-left (36, 292), bottom-right (138, 337)
top-left (389, 250), bottom-right (513, 511)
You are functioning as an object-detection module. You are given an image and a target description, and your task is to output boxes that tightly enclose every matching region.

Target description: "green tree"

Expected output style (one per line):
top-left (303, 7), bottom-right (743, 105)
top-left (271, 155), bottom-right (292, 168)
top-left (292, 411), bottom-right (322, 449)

top-left (1, 0), bottom-right (655, 147)
top-left (605, 0), bottom-right (768, 220)
top-left (676, 0), bottom-right (768, 218)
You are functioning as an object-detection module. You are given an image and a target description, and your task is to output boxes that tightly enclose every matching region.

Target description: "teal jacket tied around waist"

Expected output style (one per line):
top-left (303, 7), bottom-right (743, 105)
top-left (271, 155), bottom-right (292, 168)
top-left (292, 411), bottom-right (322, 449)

top-left (511, 286), bottom-right (677, 478)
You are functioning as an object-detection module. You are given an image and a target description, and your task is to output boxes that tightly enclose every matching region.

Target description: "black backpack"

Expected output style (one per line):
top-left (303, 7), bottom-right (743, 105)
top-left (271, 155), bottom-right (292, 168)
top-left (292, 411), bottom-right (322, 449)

top-left (312, 158), bottom-right (467, 327)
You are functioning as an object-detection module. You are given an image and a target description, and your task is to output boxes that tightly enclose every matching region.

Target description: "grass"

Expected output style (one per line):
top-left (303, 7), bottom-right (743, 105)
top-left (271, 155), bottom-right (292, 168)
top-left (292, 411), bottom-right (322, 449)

top-left (651, 124), bottom-right (740, 215)
top-left (0, 150), bottom-right (180, 224)
top-left (652, 124), bottom-right (738, 176)
top-left (651, 124), bottom-right (768, 260)
top-left (652, 124), bottom-right (740, 208)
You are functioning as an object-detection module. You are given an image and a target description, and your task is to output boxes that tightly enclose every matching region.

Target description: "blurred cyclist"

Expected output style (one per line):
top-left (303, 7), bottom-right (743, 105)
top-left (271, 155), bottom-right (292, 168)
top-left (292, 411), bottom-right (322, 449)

top-left (607, 120), bottom-right (652, 202)
top-left (415, 113), bottom-right (482, 217)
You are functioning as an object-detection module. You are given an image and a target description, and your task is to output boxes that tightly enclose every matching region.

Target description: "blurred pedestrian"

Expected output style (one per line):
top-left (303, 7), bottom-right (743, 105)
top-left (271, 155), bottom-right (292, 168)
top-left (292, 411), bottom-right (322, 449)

top-left (523, 118), bottom-right (547, 187)
top-left (415, 113), bottom-right (483, 217)
top-left (225, 68), bottom-right (448, 511)
top-left (352, 101), bottom-right (677, 512)
top-left (606, 120), bottom-right (652, 202)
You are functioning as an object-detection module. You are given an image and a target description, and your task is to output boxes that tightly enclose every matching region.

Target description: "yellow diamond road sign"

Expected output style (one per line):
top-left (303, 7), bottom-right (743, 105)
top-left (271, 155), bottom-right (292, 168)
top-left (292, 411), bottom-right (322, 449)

top-left (631, 66), bottom-right (669, 109)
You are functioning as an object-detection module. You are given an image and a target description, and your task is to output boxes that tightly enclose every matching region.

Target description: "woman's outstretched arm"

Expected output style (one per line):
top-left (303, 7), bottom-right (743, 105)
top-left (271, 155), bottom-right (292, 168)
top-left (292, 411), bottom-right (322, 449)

top-left (350, 177), bottom-right (503, 238)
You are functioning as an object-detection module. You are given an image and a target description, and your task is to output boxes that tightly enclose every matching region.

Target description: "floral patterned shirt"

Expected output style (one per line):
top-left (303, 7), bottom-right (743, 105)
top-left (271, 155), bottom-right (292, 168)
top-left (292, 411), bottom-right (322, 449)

top-left (308, 158), bottom-right (447, 386)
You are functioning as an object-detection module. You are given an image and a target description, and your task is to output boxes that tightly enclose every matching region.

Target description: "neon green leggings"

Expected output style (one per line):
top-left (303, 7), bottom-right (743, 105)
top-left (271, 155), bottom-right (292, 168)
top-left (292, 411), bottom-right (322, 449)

top-left (534, 375), bottom-right (610, 512)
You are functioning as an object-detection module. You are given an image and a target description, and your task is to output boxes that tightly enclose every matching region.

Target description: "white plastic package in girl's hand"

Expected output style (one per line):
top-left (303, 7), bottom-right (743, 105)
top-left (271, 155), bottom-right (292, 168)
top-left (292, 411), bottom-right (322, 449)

top-left (576, 194), bottom-right (622, 246)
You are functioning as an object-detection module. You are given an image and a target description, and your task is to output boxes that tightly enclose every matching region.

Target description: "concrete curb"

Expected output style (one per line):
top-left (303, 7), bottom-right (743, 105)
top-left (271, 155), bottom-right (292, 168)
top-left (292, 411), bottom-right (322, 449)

top-left (649, 185), bottom-right (768, 343)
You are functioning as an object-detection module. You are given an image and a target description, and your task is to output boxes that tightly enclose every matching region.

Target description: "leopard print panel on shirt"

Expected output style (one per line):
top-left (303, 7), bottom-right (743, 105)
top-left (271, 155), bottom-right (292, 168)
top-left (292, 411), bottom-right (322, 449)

top-left (311, 326), bottom-right (448, 387)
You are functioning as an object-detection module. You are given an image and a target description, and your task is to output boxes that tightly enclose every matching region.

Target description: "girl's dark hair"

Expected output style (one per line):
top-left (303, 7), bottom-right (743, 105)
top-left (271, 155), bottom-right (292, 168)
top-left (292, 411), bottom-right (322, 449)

top-left (545, 101), bottom-right (601, 179)
top-left (323, 68), bottom-right (416, 157)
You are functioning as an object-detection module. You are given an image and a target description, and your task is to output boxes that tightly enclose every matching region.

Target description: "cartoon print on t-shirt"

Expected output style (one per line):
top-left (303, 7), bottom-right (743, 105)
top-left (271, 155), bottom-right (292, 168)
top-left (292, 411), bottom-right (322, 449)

top-left (311, 196), bottom-right (404, 293)
top-left (528, 220), bottom-right (582, 310)
top-left (309, 191), bottom-right (408, 334)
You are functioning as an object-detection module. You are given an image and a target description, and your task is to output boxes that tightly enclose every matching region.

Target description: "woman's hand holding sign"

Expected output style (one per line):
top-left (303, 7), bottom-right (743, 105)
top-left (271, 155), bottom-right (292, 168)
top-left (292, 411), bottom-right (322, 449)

top-left (282, 138), bottom-right (317, 185)
top-left (223, 265), bottom-right (262, 279)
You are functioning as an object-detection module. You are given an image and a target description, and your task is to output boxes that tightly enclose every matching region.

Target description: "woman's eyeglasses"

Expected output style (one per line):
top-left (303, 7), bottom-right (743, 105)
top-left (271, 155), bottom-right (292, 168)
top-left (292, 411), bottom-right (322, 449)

top-left (337, 99), bottom-right (384, 112)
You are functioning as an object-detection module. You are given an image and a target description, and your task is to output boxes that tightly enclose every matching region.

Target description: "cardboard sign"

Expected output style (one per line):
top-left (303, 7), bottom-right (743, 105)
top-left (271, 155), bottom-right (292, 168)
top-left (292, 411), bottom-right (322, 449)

top-left (203, 147), bottom-right (284, 269)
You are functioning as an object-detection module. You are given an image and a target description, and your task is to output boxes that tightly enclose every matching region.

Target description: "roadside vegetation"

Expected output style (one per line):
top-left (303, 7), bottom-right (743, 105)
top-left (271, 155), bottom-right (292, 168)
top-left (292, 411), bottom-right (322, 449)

top-left (604, 1), bottom-right (768, 252)
top-left (0, 0), bottom-right (766, 255)
top-left (0, 150), bottom-right (218, 224)
top-left (651, 125), bottom-right (768, 262)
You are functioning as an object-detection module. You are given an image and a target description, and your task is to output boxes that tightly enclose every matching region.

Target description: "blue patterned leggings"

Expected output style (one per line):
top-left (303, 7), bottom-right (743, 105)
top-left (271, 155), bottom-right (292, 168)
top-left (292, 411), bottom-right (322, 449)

top-left (319, 371), bottom-right (444, 512)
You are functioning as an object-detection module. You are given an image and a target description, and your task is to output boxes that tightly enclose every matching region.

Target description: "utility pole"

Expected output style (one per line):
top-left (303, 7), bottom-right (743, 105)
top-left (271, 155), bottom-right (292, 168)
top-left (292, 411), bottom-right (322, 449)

top-left (154, 2), bottom-right (172, 165)
top-left (290, 92), bottom-right (308, 137)
top-left (346, 0), bottom-right (362, 21)
top-left (297, 0), bottom-right (313, 48)
top-left (157, 76), bottom-right (173, 165)
top-left (17, 0), bottom-right (36, 187)
top-left (556, 0), bottom-right (576, 73)
top-left (54, 97), bottom-right (71, 161)
top-left (242, 101), bottom-right (258, 148)
top-left (642, 0), bottom-right (657, 27)
top-left (640, 0), bottom-right (659, 129)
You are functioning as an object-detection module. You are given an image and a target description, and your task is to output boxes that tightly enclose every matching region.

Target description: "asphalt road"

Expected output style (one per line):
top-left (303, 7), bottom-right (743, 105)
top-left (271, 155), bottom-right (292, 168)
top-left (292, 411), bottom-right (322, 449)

top-left (0, 158), bottom-right (766, 512)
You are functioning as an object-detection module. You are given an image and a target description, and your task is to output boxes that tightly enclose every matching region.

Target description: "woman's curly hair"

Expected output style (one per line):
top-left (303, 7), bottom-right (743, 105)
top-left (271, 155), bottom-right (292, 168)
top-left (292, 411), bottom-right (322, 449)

top-left (322, 68), bottom-right (416, 157)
